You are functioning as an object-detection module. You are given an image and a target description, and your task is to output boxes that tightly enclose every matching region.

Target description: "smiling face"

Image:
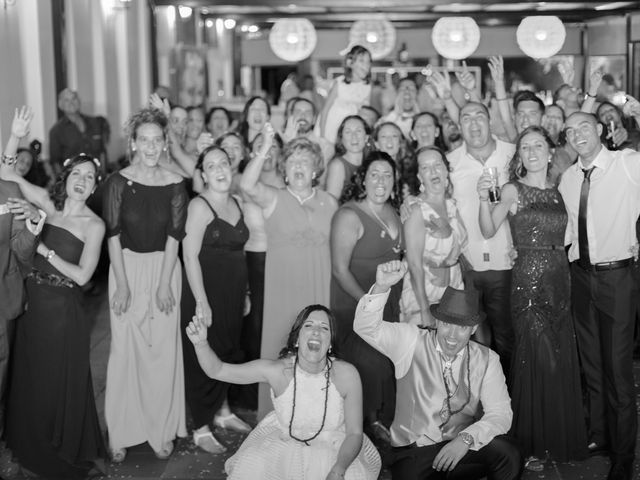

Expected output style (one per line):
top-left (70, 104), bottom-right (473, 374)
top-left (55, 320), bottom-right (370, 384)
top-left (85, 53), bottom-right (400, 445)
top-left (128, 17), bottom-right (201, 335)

top-left (397, 79), bottom-right (418, 112)
top-left (15, 151), bottom-right (34, 177)
top-left (207, 109), bottom-right (230, 138)
top-left (291, 99), bottom-right (315, 134)
top-left (133, 123), bottom-right (165, 167)
top-left (247, 99), bottom-right (269, 131)
top-left (515, 100), bottom-right (543, 134)
top-left (412, 113), bottom-right (439, 148)
top-left (436, 320), bottom-right (477, 359)
top-left (58, 89), bottom-right (80, 115)
top-left (375, 124), bottom-right (402, 158)
top-left (565, 113), bottom-right (603, 164)
top-left (187, 108), bottom-right (205, 140)
top-left (349, 52), bottom-right (371, 82)
top-left (417, 149), bottom-right (449, 195)
top-left (542, 105), bottom-right (564, 140)
top-left (340, 118), bottom-right (367, 154)
top-left (518, 130), bottom-right (551, 175)
top-left (169, 107), bottom-right (188, 139)
top-left (201, 148), bottom-right (232, 192)
top-left (459, 103), bottom-right (490, 149)
top-left (296, 310), bottom-right (332, 362)
top-left (364, 160), bottom-right (395, 205)
top-left (597, 103), bottom-right (622, 129)
top-left (65, 161), bottom-right (97, 201)
top-left (220, 135), bottom-right (245, 171)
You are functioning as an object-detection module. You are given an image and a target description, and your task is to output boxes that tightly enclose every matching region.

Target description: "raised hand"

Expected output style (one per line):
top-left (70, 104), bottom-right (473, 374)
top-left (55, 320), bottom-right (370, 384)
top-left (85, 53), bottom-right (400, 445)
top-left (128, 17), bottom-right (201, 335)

top-left (185, 315), bottom-right (209, 346)
top-left (258, 122), bottom-right (275, 157)
top-left (11, 106), bottom-right (34, 139)
top-left (374, 260), bottom-right (407, 293)
top-left (587, 69), bottom-right (603, 96)
top-left (487, 56), bottom-right (504, 83)
top-left (428, 69), bottom-right (452, 100)
top-left (196, 132), bottom-right (215, 155)
top-left (149, 93), bottom-right (171, 117)
top-left (455, 61), bottom-right (476, 92)
top-left (557, 59), bottom-right (575, 86)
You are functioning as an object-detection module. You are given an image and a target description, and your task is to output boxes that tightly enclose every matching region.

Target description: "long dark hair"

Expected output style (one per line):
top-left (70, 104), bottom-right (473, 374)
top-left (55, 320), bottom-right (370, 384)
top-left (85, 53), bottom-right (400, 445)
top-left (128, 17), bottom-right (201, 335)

top-left (334, 115), bottom-right (370, 158)
top-left (509, 125), bottom-right (555, 181)
top-left (236, 96), bottom-right (271, 145)
top-left (279, 305), bottom-right (338, 359)
top-left (344, 45), bottom-right (371, 84)
top-left (340, 150), bottom-right (401, 211)
top-left (196, 145), bottom-right (231, 171)
top-left (215, 131), bottom-right (249, 173)
top-left (51, 154), bottom-right (101, 211)
top-left (411, 111), bottom-right (447, 151)
top-left (413, 145), bottom-right (452, 197)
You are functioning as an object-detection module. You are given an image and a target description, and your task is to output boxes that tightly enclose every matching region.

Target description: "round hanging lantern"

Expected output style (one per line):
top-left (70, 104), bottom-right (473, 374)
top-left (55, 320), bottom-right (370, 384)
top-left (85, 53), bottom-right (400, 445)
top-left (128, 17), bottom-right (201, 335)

top-left (269, 18), bottom-right (317, 62)
top-left (348, 19), bottom-right (396, 60)
top-left (517, 16), bottom-right (566, 59)
top-left (431, 17), bottom-right (480, 60)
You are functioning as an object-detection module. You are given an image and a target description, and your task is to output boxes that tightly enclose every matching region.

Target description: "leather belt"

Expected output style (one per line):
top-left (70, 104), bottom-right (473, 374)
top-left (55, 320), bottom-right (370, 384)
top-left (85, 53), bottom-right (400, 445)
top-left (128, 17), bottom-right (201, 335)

top-left (575, 258), bottom-right (633, 272)
top-left (519, 245), bottom-right (564, 251)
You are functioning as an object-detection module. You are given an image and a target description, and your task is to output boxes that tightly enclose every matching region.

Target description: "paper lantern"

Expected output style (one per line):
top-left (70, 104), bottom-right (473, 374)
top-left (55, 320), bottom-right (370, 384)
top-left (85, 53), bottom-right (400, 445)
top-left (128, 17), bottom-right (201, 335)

top-left (517, 16), bottom-right (566, 59)
top-left (349, 19), bottom-right (396, 60)
top-left (431, 17), bottom-right (480, 60)
top-left (269, 18), bottom-right (317, 62)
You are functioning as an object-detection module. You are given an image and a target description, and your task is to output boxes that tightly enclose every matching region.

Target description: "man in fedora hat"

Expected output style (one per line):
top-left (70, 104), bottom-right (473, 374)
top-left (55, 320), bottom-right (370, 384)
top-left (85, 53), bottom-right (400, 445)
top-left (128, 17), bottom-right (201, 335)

top-left (354, 260), bottom-right (522, 480)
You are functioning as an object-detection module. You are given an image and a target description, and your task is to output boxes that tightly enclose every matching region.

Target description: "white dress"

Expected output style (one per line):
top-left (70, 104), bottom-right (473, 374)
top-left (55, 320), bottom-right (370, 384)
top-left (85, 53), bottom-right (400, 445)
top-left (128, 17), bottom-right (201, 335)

top-left (226, 362), bottom-right (381, 480)
top-left (320, 76), bottom-right (371, 144)
top-left (400, 198), bottom-right (468, 324)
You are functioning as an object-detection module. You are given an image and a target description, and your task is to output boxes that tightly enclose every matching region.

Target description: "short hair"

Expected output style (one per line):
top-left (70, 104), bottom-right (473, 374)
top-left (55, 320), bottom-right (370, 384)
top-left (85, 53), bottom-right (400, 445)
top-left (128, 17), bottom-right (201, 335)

top-left (125, 107), bottom-right (168, 141)
top-left (277, 137), bottom-right (324, 186)
top-left (513, 90), bottom-right (545, 113)
top-left (290, 96), bottom-right (317, 118)
top-left (459, 101), bottom-right (490, 118)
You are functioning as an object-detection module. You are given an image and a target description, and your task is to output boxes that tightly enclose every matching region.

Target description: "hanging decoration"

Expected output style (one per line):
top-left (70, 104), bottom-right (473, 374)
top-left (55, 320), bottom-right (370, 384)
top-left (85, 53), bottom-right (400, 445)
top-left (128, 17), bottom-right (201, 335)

top-left (517, 16), bottom-right (566, 59)
top-left (269, 18), bottom-right (317, 62)
top-left (348, 19), bottom-right (396, 60)
top-left (431, 17), bottom-right (480, 60)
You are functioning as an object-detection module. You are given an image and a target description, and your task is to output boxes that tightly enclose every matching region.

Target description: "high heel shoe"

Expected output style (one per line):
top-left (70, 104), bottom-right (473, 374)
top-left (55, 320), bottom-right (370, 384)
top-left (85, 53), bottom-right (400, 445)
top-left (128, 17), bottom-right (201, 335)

top-left (213, 413), bottom-right (252, 433)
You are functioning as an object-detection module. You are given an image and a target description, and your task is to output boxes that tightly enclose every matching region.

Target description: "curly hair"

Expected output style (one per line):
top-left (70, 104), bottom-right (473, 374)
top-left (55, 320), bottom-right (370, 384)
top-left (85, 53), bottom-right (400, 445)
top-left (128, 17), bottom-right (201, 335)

top-left (277, 137), bottom-right (325, 186)
top-left (278, 304), bottom-right (339, 359)
top-left (340, 150), bottom-right (401, 211)
top-left (50, 154), bottom-right (101, 211)
top-left (414, 146), bottom-right (453, 197)
top-left (125, 107), bottom-right (168, 141)
top-left (508, 126), bottom-right (555, 181)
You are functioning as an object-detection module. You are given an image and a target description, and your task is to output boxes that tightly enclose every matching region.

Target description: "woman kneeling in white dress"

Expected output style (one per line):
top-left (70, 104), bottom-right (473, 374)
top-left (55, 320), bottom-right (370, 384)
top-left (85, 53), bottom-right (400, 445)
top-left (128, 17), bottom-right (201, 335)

top-left (185, 304), bottom-right (381, 480)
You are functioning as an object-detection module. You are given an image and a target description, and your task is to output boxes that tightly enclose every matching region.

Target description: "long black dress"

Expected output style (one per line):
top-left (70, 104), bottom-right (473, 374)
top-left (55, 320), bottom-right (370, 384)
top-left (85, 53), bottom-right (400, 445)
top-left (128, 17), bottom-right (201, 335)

top-left (180, 196), bottom-right (249, 429)
top-left (6, 224), bottom-right (106, 478)
top-left (330, 202), bottom-right (403, 429)
top-left (508, 182), bottom-right (587, 461)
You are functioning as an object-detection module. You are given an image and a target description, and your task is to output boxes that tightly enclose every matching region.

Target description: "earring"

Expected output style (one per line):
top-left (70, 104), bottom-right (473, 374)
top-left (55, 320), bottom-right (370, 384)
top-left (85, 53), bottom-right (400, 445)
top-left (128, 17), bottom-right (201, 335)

top-left (285, 176), bottom-right (289, 184)
top-left (131, 146), bottom-right (137, 152)
top-left (419, 182), bottom-right (425, 193)
top-left (294, 341), bottom-right (299, 348)
top-left (312, 172), bottom-right (316, 179)
top-left (328, 346), bottom-right (333, 355)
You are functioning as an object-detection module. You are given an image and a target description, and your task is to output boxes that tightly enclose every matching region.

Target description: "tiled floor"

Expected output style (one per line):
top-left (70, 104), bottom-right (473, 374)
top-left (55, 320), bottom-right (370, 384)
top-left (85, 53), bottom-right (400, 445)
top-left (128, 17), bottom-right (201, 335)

top-left (1, 279), bottom-right (639, 479)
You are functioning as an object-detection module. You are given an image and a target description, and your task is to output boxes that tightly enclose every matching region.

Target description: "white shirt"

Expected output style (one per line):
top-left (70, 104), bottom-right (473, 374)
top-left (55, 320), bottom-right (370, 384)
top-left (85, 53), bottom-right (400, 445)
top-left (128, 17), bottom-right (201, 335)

top-left (558, 146), bottom-right (640, 264)
top-left (448, 139), bottom-right (515, 271)
top-left (380, 110), bottom-right (416, 138)
top-left (354, 288), bottom-right (512, 450)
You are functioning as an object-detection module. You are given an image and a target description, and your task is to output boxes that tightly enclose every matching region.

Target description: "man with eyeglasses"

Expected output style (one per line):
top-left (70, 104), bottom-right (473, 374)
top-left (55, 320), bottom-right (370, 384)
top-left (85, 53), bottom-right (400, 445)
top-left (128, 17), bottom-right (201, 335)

top-left (558, 111), bottom-right (640, 480)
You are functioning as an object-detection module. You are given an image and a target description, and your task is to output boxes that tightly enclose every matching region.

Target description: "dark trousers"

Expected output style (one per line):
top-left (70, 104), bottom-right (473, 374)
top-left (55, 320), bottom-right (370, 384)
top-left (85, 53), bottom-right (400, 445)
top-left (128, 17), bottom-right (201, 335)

top-left (570, 263), bottom-right (637, 463)
top-left (465, 270), bottom-right (513, 378)
top-left (388, 435), bottom-right (523, 480)
top-left (0, 315), bottom-right (15, 437)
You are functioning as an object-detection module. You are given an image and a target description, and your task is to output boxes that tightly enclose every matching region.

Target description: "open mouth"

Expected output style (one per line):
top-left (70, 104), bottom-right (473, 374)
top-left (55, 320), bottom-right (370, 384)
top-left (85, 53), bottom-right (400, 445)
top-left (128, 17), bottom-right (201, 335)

top-left (307, 339), bottom-right (321, 352)
top-left (73, 185), bottom-right (86, 193)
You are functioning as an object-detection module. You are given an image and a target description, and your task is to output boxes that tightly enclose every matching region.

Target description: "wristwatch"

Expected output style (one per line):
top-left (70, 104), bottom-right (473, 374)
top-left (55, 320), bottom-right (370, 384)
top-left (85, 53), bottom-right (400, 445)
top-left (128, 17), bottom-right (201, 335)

top-left (46, 249), bottom-right (56, 261)
top-left (458, 432), bottom-right (474, 447)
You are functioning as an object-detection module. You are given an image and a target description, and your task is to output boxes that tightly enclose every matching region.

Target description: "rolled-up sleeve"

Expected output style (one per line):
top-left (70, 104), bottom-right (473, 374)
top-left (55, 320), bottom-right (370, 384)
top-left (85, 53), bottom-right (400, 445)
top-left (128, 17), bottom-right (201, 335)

top-left (354, 289), bottom-right (419, 378)
top-left (461, 351), bottom-right (512, 450)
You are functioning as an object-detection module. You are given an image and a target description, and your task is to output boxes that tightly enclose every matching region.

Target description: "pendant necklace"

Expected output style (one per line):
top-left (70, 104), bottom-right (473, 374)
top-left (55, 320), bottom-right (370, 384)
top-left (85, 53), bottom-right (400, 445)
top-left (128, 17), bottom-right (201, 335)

top-left (367, 200), bottom-right (402, 253)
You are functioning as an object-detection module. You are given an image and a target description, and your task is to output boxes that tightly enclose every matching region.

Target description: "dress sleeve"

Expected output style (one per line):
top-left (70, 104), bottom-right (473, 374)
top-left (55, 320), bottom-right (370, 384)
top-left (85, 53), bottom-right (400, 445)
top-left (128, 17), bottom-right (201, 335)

top-left (102, 174), bottom-right (124, 238)
top-left (167, 181), bottom-right (188, 241)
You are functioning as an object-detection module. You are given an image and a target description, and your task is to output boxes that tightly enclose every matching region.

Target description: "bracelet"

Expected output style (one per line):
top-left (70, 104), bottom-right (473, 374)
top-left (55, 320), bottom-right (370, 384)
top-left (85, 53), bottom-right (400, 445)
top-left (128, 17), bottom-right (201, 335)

top-left (1, 154), bottom-right (17, 166)
top-left (585, 92), bottom-right (596, 99)
top-left (46, 249), bottom-right (56, 261)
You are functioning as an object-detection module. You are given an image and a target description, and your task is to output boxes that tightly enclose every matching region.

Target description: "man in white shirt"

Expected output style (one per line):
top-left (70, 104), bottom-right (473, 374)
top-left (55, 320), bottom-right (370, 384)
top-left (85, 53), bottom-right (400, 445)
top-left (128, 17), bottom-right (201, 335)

top-left (447, 102), bottom-right (516, 378)
top-left (380, 77), bottom-right (420, 138)
top-left (354, 261), bottom-right (521, 480)
top-left (558, 112), bottom-right (639, 480)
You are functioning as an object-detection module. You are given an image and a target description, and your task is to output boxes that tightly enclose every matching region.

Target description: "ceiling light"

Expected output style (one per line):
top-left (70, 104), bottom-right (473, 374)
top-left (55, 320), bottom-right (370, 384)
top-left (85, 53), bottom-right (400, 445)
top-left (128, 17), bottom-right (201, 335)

top-left (223, 18), bottom-right (236, 29)
top-left (178, 5), bottom-right (192, 19)
top-left (248, 25), bottom-right (259, 33)
top-left (366, 32), bottom-right (379, 43)
top-left (595, 1), bottom-right (635, 10)
top-left (269, 18), bottom-right (317, 62)
top-left (517, 16), bottom-right (566, 59)
top-left (205, 19), bottom-right (214, 28)
top-left (432, 17), bottom-right (480, 60)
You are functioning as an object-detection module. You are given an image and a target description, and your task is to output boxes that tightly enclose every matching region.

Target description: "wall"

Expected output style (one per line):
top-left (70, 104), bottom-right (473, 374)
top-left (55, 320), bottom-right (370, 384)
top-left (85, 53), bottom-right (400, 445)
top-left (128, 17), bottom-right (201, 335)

top-left (0, 0), bottom-right (153, 164)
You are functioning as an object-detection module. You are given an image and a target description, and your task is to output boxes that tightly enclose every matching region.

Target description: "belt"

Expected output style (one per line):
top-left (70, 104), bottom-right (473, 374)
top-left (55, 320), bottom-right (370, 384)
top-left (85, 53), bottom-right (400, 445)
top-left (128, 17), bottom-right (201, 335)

top-left (575, 258), bottom-right (633, 272)
top-left (518, 245), bottom-right (564, 251)
top-left (28, 269), bottom-right (76, 289)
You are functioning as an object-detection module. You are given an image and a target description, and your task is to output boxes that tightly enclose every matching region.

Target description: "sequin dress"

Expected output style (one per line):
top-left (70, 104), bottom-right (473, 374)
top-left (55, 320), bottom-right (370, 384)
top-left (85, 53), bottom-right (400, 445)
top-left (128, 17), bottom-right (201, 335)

top-left (225, 360), bottom-right (381, 480)
top-left (508, 182), bottom-right (587, 461)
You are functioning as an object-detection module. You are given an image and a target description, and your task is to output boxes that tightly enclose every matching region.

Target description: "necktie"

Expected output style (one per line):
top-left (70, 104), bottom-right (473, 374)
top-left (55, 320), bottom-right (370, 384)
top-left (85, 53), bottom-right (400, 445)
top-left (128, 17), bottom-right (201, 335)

top-left (578, 167), bottom-right (594, 267)
top-left (439, 360), bottom-right (458, 424)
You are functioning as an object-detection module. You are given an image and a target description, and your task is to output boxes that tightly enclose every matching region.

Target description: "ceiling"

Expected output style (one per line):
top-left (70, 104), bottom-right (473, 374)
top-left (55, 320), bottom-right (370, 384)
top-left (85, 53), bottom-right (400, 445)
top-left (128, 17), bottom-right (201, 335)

top-left (152, 0), bottom-right (640, 27)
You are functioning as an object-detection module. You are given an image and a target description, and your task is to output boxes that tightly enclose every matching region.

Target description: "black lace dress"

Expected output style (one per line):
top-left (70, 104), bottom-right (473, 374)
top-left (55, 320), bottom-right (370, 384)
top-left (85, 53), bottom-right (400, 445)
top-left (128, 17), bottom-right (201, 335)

top-left (508, 182), bottom-right (587, 461)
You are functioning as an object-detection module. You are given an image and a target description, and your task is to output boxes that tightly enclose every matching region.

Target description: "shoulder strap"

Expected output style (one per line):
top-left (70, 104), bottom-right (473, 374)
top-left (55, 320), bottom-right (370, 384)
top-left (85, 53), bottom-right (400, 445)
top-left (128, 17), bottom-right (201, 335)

top-left (198, 195), bottom-right (217, 217)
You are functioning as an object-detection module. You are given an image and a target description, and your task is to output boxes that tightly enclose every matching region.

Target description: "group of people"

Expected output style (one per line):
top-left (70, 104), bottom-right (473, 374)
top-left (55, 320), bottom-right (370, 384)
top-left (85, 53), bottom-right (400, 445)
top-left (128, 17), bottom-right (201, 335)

top-left (0, 43), bottom-right (640, 480)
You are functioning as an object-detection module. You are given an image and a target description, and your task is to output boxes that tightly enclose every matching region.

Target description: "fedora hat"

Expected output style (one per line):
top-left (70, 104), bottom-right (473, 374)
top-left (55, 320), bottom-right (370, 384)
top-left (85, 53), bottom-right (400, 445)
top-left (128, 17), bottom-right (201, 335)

top-left (429, 286), bottom-right (485, 327)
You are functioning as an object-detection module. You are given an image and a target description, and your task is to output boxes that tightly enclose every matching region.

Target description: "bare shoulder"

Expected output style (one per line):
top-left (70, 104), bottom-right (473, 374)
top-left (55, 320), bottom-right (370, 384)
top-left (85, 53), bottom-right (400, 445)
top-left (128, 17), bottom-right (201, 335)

top-left (85, 209), bottom-right (106, 230)
top-left (331, 358), bottom-right (361, 392)
top-left (162, 169), bottom-right (184, 185)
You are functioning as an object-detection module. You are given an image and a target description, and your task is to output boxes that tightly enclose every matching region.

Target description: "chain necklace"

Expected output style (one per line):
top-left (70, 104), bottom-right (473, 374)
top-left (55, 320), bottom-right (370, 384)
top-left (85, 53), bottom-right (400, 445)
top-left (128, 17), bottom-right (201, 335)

top-left (366, 200), bottom-right (402, 253)
top-left (288, 355), bottom-right (331, 446)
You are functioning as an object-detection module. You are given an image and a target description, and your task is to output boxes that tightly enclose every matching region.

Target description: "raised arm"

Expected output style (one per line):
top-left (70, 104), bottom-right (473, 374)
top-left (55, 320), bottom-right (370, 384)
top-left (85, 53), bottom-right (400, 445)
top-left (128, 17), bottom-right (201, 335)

top-left (318, 81), bottom-right (339, 140)
top-left (488, 56), bottom-right (517, 142)
top-left (582, 69), bottom-right (602, 114)
top-left (330, 207), bottom-right (366, 301)
top-left (239, 123), bottom-right (278, 211)
top-left (38, 217), bottom-right (105, 285)
top-left (477, 177), bottom-right (517, 239)
top-left (429, 69), bottom-right (460, 124)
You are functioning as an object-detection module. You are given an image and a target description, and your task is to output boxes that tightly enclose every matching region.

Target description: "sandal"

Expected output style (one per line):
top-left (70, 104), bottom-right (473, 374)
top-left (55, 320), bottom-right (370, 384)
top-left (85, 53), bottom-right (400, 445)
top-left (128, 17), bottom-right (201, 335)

top-left (110, 447), bottom-right (127, 464)
top-left (524, 456), bottom-right (544, 472)
top-left (194, 429), bottom-right (227, 454)
top-left (154, 441), bottom-right (174, 460)
top-left (213, 413), bottom-right (252, 433)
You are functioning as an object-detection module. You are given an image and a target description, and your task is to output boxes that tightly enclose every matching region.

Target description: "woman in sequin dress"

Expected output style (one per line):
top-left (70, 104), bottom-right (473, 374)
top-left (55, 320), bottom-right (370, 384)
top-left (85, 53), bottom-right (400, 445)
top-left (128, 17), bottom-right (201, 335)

top-left (478, 126), bottom-right (587, 467)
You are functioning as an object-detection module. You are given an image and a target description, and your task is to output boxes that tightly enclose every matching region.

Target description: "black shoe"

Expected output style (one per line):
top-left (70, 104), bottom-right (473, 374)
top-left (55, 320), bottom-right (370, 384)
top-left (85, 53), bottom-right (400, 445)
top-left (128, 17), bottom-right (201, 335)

top-left (368, 420), bottom-right (391, 446)
top-left (607, 461), bottom-right (632, 480)
top-left (587, 441), bottom-right (609, 457)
